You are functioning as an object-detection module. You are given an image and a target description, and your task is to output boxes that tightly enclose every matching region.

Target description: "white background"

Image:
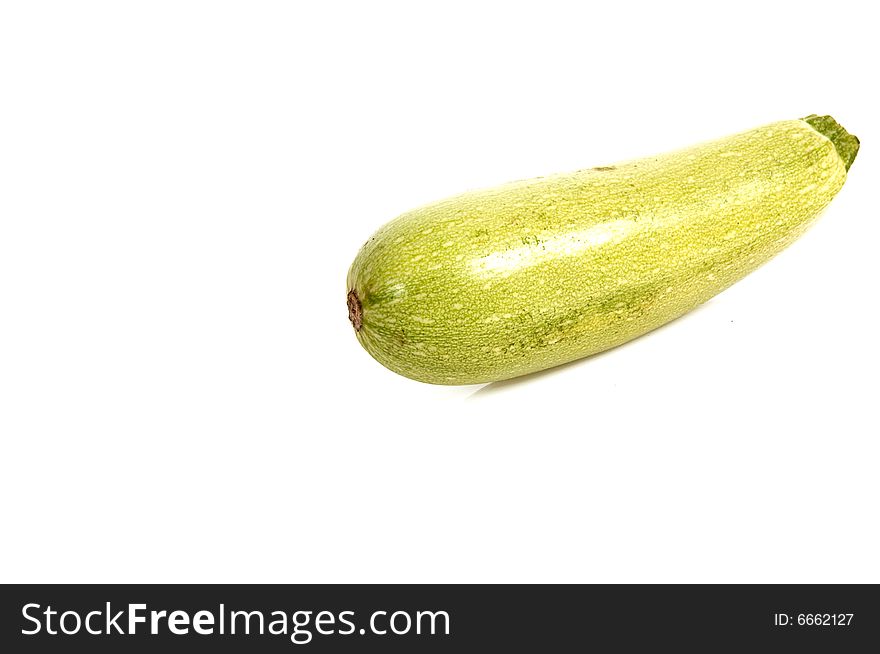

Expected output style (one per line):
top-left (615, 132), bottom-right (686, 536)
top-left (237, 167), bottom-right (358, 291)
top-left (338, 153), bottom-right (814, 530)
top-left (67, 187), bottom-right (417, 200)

top-left (1, 1), bottom-right (877, 583)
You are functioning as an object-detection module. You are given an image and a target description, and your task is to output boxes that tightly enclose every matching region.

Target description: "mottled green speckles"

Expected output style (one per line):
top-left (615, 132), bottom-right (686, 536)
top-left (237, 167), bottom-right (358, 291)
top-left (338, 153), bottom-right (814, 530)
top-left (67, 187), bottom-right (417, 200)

top-left (347, 116), bottom-right (858, 385)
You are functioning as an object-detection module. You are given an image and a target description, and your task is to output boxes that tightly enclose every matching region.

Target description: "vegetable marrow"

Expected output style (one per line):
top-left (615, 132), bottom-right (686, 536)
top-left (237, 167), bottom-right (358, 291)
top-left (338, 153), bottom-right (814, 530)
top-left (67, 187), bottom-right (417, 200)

top-left (347, 115), bottom-right (859, 385)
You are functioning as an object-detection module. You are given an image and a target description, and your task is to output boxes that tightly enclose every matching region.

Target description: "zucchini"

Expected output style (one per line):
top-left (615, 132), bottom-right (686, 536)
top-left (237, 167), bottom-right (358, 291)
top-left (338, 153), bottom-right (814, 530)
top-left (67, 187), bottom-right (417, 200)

top-left (346, 115), bottom-right (859, 385)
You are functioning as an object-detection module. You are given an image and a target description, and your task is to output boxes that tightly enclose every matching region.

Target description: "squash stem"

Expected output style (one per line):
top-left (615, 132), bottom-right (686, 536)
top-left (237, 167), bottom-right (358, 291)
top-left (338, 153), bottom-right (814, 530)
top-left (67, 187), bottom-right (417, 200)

top-left (803, 114), bottom-right (860, 171)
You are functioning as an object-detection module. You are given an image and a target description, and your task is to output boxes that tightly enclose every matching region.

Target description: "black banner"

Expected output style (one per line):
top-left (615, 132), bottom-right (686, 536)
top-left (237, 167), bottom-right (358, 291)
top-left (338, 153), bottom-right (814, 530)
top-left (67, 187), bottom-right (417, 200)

top-left (1, 584), bottom-right (877, 651)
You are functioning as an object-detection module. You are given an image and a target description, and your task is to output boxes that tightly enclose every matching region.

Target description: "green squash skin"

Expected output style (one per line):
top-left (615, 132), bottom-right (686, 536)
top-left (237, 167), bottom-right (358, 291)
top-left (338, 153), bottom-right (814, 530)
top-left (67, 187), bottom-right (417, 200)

top-left (347, 118), bottom-right (855, 385)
